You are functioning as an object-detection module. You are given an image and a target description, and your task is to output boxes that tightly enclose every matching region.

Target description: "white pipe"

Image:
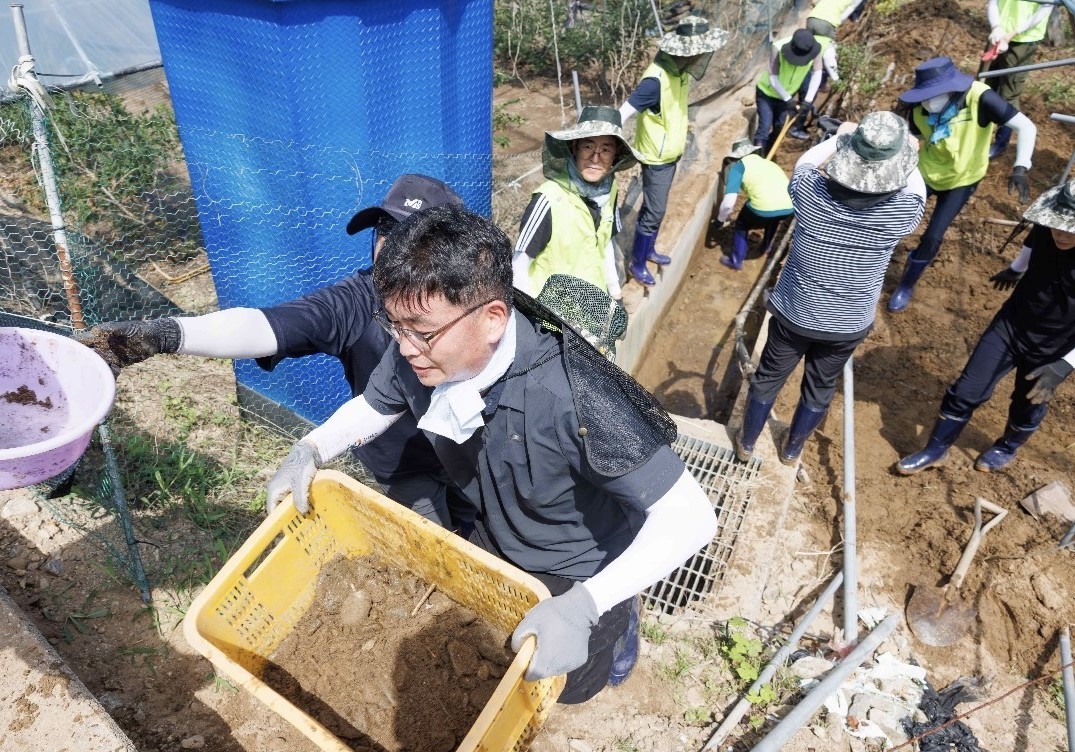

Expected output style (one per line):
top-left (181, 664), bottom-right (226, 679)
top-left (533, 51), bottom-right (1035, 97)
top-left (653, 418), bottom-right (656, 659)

top-left (702, 572), bottom-right (844, 751)
top-left (750, 613), bottom-right (901, 752)
top-left (1061, 626), bottom-right (1074, 752)
top-left (842, 357), bottom-right (857, 644)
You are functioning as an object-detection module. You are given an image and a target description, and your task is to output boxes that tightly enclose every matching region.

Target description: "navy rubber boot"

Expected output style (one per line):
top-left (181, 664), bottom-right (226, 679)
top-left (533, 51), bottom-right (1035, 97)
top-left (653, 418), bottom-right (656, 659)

top-left (988, 125), bottom-right (1012, 161)
top-left (608, 596), bottom-right (640, 687)
top-left (629, 230), bottom-right (657, 286)
top-left (975, 424), bottom-right (1037, 472)
top-left (647, 234), bottom-right (671, 266)
top-left (735, 396), bottom-right (775, 462)
top-left (779, 401), bottom-right (828, 465)
top-left (887, 258), bottom-right (930, 313)
top-left (722, 228), bottom-right (749, 270)
top-left (896, 414), bottom-right (967, 475)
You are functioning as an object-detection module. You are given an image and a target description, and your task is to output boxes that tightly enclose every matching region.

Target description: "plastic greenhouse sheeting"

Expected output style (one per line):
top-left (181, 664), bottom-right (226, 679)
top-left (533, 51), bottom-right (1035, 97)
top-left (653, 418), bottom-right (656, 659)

top-left (149, 0), bottom-right (493, 430)
top-left (0, 0), bottom-right (160, 93)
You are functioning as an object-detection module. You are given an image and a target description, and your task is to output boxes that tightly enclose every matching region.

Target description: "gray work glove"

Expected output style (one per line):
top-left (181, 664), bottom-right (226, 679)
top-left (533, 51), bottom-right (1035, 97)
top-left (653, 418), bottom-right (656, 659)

top-left (74, 318), bottom-right (182, 376)
top-left (266, 441), bottom-right (321, 514)
top-left (1026, 359), bottom-right (1074, 404)
top-left (1008, 166), bottom-right (1030, 204)
top-left (511, 582), bottom-right (599, 681)
top-left (989, 267), bottom-right (1024, 291)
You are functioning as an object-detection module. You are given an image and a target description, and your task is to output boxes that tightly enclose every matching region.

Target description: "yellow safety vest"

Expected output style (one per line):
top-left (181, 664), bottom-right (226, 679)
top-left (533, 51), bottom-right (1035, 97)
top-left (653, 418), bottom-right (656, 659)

top-left (757, 38), bottom-right (815, 99)
top-left (740, 154), bottom-right (793, 212)
top-left (528, 180), bottom-right (617, 294)
top-left (634, 60), bottom-right (690, 165)
top-left (998, 0), bottom-right (1050, 43)
top-left (913, 81), bottom-right (995, 191)
top-left (809, 0), bottom-right (856, 28)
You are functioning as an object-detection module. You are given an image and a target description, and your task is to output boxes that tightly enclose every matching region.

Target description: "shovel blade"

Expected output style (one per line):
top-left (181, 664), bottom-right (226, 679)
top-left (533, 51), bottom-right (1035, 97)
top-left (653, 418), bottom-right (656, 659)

top-left (907, 585), bottom-right (977, 647)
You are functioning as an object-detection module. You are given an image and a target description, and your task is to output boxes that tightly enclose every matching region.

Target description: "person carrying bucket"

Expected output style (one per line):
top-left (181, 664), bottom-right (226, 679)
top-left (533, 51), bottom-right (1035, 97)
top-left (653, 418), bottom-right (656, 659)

top-left (714, 138), bottom-right (794, 270)
top-left (618, 16), bottom-right (729, 287)
top-left (888, 56), bottom-right (1037, 312)
top-left (512, 106), bottom-right (641, 300)
top-left (895, 179), bottom-right (1075, 474)
top-left (752, 29), bottom-right (825, 154)
top-left (982, 0), bottom-right (1053, 159)
top-left (734, 112), bottom-right (925, 465)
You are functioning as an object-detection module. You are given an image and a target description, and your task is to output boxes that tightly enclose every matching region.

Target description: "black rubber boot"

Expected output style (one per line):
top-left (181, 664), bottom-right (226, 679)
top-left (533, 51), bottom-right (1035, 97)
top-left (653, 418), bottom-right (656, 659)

top-left (895, 414), bottom-right (967, 475)
top-left (778, 401), bottom-right (828, 465)
top-left (735, 396), bottom-right (775, 462)
top-left (975, 424), bottom-right (1037, 472)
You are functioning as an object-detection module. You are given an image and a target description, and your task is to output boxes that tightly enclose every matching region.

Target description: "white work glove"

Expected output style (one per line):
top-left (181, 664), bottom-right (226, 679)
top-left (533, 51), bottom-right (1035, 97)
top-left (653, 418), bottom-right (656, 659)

top-left (267, 441), bottom-right (321, 514)
top-left (511, 582), bottom-right (599, 680)
top-left (988, 26), bottom-right (1005, 45)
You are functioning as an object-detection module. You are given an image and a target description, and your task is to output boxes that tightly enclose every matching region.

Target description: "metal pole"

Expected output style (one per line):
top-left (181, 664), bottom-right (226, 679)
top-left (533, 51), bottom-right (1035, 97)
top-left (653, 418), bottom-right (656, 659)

top-left (977, 57), bottom-right (1075, 79)
top-left (1052, 113), bottom-right (1075, 124)
top-left (571, 70), bottom-right (582, 118)
top-left (842, 357), bottom-right (858, 644)
top-left (1062, 150), bottom-right (1075, 186)
top-left (702, 572), bottom-right (844, 751)
top-left (647, 0), bottom-right (663, 34)
top-left (9, 3), bottom-right (85, 330)
top-left (750, 613), bottom-right (901, 752)
top-left (1061, 626), bottom-right (1075, 752)
top-left (99, 424), bottom-right (152, 603)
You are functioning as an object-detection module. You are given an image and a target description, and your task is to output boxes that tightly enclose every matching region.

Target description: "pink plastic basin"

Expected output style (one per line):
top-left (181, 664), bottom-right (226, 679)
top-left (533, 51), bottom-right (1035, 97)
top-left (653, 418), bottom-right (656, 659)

top-left (0, 327), bottom-right (116, 490)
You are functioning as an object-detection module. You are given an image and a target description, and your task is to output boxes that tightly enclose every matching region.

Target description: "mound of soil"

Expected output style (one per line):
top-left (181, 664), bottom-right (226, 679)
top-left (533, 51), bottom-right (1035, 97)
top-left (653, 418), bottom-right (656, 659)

top-left (263, 556), bottom-right (513, 752)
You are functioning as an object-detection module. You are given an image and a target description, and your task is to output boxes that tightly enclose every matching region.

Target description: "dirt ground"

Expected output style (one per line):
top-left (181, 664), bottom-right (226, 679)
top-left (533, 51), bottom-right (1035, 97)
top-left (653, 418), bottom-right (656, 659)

top-left (2, 1), bottom-right (1075, 751)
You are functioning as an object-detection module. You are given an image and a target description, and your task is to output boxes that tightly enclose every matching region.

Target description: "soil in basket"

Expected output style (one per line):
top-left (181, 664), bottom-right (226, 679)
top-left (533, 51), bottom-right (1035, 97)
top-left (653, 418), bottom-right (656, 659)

top-left (264, 555), bottom-right (514, 752)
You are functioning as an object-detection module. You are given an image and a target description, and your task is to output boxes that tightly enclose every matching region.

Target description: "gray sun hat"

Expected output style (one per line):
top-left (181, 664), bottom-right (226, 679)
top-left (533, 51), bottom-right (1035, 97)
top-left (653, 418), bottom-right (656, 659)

top-left (542, 105), bottom-right (642, 180)
top-left (658, 16), bottom-right (729, 57)
top-left (825, 111), bottom-right (919, 194)
top-left (727, 137), bottom-right (761, 160)
top-left (1023, 180), bottom-right (1075, 233)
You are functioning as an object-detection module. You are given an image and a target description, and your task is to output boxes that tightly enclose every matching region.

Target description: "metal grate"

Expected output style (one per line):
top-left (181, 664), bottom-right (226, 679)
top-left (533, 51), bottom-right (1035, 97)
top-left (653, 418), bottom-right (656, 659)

top-left (644, 433), bottom-right (761, 615)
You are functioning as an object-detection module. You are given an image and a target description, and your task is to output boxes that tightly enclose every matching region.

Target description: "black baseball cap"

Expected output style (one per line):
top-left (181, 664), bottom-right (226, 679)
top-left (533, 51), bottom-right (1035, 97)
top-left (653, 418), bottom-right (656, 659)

top-left (345, 174), bottom-right (464, 235)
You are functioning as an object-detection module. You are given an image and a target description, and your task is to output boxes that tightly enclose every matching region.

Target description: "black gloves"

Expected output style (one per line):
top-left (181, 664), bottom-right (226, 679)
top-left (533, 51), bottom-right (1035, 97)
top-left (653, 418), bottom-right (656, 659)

top-left (989, 267), bottom-right (1024, 291)
top-left (75, 318), bottom-right (182, 375)
top-left (1026, 359), bottom-right (1074, 404)
top-left (1008, 166), bottom-right (1030, 204)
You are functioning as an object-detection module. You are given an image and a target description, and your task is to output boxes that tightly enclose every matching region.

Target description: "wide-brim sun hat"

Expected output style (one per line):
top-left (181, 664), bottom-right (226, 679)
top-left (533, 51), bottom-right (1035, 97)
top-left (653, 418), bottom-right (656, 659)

top-left (542, 105), bottom-right (642, 180)
top-left (727, 137), bottom-right (761, 160)
top-left (1023, 180), bottom-right (1075, 232)
top-left (658, 15), bottom-right (729, 57)
top-left (825, 111), bottom-right (919, 194)
top-left (782, 28), bottom-right (822, 66)
top-left (898, 56), bottom-right (975, 104)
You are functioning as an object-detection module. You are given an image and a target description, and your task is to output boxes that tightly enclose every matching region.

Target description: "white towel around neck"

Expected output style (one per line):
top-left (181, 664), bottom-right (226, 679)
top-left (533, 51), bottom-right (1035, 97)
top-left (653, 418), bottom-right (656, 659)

top-left (417, 310), bottom-right (517, 443)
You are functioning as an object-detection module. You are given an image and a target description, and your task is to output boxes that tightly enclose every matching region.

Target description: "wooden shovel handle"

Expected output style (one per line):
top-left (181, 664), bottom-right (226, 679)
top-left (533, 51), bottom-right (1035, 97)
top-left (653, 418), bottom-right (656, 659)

top-left (950, 498), bottom-right (1008, 589)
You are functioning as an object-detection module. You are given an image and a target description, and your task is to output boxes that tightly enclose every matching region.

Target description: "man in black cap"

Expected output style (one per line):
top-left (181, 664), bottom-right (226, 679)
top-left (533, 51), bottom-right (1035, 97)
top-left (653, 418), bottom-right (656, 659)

top-left (753, 29), bottom-right (825, 154)
top-left (76, 174), bottom-right (467, 528)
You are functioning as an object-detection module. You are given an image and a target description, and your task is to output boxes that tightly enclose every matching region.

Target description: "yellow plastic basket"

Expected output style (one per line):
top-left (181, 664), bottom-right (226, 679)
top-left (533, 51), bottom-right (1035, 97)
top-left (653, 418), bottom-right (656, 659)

top-left (183, 469), bottom-right (564, 752)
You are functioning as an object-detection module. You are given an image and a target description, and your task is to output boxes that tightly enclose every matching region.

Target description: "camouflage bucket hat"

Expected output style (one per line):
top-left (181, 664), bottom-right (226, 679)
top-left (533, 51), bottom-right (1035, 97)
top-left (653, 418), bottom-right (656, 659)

top-left (825, 111), bottom-right (919, 194)
top-left (543, 105), bottom-right (642, 180)
top-left (1023, 180), bottom-right (1075, 233)
top-left (658, 16), bottom-right (729, 57)
top-left (727, 137), bottom-right (761, 160)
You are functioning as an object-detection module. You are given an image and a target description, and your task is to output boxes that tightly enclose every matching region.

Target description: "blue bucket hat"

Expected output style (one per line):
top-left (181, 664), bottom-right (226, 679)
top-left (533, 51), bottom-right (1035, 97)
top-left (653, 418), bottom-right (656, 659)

top-left (899, 57), bottom-right (974, 104)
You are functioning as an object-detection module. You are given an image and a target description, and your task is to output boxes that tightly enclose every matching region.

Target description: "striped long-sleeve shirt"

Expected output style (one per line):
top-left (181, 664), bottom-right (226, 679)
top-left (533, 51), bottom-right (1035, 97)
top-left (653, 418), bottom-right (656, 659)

top-left (768, 165), bottom-right (925, 338)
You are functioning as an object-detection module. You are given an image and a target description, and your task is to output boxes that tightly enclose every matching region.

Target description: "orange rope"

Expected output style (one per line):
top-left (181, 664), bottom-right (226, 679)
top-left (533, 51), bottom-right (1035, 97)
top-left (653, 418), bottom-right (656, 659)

top-left (889, 659), bottom-right (1074, 751)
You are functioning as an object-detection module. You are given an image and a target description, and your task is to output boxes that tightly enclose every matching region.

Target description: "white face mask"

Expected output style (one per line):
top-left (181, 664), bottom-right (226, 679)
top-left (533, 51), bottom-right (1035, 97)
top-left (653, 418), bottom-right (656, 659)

top-left (923, 94), bottom-right (952, 114)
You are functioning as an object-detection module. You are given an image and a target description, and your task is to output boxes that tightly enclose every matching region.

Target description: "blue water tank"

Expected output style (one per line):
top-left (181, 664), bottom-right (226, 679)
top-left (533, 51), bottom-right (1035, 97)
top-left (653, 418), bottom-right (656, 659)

top-left (148, 0), bottom-right (492, 427)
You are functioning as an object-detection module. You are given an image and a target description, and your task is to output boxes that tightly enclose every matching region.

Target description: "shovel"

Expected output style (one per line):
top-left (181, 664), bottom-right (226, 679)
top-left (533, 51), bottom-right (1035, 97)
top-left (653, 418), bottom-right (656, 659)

top-left (907, 497), bottom-right (1008, 646)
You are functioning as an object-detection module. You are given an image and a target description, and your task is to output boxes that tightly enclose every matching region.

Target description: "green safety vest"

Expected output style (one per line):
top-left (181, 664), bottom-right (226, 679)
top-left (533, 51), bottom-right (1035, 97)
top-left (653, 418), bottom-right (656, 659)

top-left (757, 38), bottom-right (815, 99)
top-left (634, 60), bottom-right (690, 165)
top-left (740, 154), bottom-right (793, 212)
top-left (913, 81), bottom-right (994, 191)
top-left (809, 0), bottom-right (855, 28)
top-left (528, 180), bottom-right (617, 294)
top-left (998, 0), bottom-right (1049, 43)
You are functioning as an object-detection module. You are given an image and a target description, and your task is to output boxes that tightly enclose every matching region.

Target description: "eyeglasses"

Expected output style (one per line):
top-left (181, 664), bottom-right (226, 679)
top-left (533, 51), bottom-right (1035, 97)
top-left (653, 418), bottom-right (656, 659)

top-left (373, 298), bottom-right (495, 353)
top-left (576, 141), bottom-right (618, 161)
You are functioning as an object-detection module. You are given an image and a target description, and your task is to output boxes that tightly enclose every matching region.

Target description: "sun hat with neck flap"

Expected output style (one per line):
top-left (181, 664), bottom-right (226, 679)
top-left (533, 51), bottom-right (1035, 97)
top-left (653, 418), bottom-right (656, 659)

top-left (542, 105), bottom-right (642, 180)
top-left (898, 56), bottom-right (975, 104)
top-left (658, 15), bottom-right (729, 57)
top-left (1023, 180), bottom-right (1075, 233)
top-left (825, 111), bottom-right (919, 194)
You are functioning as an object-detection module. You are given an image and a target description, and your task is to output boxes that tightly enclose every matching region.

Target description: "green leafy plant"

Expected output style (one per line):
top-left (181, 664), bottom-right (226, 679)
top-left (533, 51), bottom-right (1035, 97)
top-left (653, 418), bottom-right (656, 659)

top-left (719, 617), bottom-right (764, 684)
top-left (641, 619), bottom-right (670, 645)
top-left (834, 43), bottom-right (887, 98)
top-left (493, 99), bottom-right (526, 149)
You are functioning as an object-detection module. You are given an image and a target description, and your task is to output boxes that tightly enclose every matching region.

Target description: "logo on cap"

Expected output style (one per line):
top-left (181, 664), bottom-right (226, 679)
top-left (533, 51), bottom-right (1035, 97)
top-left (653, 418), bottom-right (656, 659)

top-left (404, 198), bottom-right (424, 210)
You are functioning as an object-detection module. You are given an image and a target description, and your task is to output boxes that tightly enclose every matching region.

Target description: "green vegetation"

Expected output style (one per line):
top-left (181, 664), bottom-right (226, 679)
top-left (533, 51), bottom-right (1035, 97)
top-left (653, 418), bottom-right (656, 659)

top-left (494, 0), bottom-right (655, 99)
top-left (834, 42), bottom-right (887, 98)
top-left (641, 618), bottom-right (671, 645)
top-left (0, 90), bottom-right (180, 243)
top-left (494, 99), bottom-right (527, 148)
top-left (1027, 74), bottom-right (1075, 110)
